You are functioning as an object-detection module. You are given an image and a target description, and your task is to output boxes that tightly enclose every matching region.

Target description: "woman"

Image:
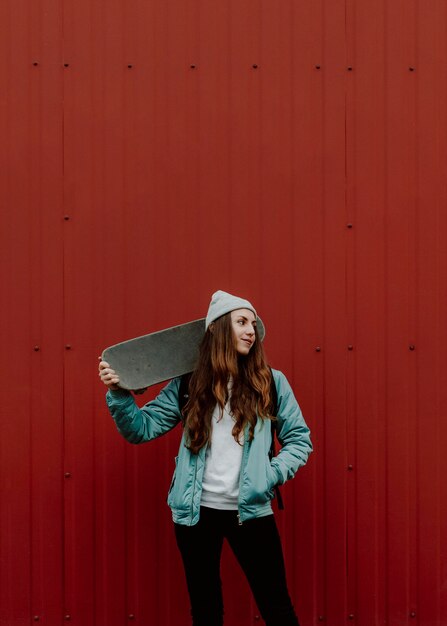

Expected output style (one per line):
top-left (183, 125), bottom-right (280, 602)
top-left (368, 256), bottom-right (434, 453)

top-left (99, 290), bottom-right (312, 626)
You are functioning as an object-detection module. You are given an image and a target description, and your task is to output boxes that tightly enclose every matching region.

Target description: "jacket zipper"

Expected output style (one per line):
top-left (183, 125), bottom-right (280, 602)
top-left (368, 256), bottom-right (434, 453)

top-left (190, 456), bottom-right (198, 523)
top-left (237, 431), bottom-right (250, 526)
top-left (190, 443), bottom-right (207, 524)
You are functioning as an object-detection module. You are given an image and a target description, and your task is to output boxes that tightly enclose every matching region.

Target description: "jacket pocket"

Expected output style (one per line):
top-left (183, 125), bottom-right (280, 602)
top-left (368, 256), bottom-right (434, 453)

top-left (265, 462), bottom-right (277, 498)
top-left (243, 456), bottom-right (275, 506)
top-left (167, 456), bottom-right (178, 496)
top-left (167, 454), bottom-right (193, 512)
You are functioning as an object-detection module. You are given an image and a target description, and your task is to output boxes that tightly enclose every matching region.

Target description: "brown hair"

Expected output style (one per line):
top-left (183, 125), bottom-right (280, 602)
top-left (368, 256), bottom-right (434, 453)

top-left (183, 312), bottom-right (274, 454)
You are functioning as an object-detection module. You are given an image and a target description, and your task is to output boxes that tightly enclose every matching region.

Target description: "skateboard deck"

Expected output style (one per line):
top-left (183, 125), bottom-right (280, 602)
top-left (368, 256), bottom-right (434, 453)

top-left (102, 319), bottom-right (206, 390)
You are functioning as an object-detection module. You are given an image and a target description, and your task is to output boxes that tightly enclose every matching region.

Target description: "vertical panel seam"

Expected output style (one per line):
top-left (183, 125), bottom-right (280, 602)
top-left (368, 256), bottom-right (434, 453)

top-left (61, 0), bottom-right (67, 617)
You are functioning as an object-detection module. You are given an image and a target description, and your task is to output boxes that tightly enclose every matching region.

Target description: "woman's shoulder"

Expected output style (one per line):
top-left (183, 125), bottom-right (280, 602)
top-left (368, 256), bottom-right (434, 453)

top-left (270, 368), bottom-right (295, 396)
top-left (270, 367), bottom-right (287, 384)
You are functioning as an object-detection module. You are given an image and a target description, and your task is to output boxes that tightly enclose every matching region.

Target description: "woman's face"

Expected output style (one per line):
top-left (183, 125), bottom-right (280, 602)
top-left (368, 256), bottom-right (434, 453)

top-left (230, 308), bottom-right (257, 355)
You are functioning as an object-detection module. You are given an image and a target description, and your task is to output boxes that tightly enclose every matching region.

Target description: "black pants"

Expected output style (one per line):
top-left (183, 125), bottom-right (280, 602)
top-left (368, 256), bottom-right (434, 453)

top-left (174, 507), bottom-right (300, 626)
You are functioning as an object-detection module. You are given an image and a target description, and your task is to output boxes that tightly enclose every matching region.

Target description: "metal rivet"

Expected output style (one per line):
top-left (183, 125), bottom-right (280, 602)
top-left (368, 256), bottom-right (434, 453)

top-left (348, 465), bottom-right (354, 471)
top-left (410, 612), bottom-right (416, 618)
top-left (409, 67), bottom-right (415, 72)
top-left (315, 346), bottom-right (321, 352)
top-left (64, 472), bottom-right (71, 478)
top-left (348, 345), bottom-right (354, 351)
top-left (128, 615), bottom-right (135, 620)
top-left (252, 64), bottom-right (258, 69)
top-left (190, 64), bottom-right (196, 69)
top-left (65, 616), bottom-right (71, 621)
top-left (409, 345), bottom-right (415, 351)
top-left (65, 344), bottom-right (71, 350)
top-left (64, 215), bottom-right (70, 220)
top-left (347, 66), bottom-right (353, 71)
top-left (33, 62), bottom-right (39, 66)
top-left (348, 614), bottom-right (355, 620)
top-left (64, 63), bottom-right (69, 67)
top-left (34, 346), bottom-right (40, 352)
top-left (347, 223), bottom-right (353, 228)
top-left (127, 64), bottom-right (133, 68)
top-left (315, 65), bottom-right (321, 69)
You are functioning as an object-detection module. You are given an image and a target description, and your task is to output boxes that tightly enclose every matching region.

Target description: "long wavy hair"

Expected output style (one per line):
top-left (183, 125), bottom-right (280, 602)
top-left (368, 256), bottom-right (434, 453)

top-left (183, 312), bottom-right (275, 454)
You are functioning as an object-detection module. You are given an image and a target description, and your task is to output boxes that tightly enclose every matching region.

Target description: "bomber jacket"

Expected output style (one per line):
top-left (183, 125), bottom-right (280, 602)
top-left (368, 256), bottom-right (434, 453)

top-left (106, 368), bottom-right (312, 526)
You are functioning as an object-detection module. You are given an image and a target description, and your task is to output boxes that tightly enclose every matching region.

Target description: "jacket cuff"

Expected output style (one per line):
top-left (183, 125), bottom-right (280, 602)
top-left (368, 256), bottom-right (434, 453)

top-left (106, 388), bottom-right (132, 402)
top-left (272, 462), bottom-right (284, 486)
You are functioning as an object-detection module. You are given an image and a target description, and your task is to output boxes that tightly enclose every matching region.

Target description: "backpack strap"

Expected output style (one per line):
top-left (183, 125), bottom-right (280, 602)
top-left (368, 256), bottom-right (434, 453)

top-left (178, 372), bottom-right (192, 423)
top-left (268, 368), bottom-right (284, 510)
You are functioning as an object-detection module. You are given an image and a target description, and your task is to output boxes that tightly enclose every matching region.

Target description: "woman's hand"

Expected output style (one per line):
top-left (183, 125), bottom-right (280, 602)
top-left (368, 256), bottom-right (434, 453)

top-left (98, 358), bottom-right (120, 390)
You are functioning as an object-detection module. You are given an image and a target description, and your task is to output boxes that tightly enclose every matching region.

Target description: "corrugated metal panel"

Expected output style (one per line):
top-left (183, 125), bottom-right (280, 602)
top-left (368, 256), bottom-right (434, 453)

top-left (1, 1), bottom-right (447, 624)
top-left (0, 1), bottom-right (65, 624)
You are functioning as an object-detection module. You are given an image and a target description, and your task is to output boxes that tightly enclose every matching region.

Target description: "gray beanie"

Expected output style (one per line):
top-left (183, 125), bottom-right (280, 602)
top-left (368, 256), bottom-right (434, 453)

top-left (205, 290), bottom-right (265, 340)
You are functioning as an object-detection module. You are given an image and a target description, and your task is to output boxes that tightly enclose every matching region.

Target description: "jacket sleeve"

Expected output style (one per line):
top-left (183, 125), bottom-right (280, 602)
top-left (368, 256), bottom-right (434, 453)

top-left (270, 370), bottom-right (313, 485)
top-left (106, 378), bottom-right (182, 444)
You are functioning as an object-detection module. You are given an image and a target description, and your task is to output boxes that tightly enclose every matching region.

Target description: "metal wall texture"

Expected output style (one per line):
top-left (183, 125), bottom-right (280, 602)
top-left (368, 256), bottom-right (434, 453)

top-left (1, 1), bottom-right (447, 625)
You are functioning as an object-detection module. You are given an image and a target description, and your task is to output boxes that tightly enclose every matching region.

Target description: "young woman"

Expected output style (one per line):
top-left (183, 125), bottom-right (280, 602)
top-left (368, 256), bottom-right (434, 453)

top-left (99, 290), bottom-right (312, 626)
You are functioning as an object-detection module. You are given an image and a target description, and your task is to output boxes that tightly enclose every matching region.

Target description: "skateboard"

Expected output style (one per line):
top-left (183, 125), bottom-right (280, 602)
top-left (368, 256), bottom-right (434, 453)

top-left (102, 319), bottom-right (206, 390)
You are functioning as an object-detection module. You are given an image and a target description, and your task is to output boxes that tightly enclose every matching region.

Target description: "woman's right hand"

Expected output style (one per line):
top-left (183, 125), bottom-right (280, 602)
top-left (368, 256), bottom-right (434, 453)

top-left (98, 358), bottom-right (120, 390)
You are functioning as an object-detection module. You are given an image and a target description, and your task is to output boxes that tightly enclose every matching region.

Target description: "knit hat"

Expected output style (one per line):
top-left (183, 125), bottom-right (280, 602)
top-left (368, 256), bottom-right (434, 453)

top-left (205, 290), bottom-right (265, 340)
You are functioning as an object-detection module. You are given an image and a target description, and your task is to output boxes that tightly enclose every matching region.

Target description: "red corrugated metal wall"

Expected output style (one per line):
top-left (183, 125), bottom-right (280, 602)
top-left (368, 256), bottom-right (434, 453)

top-left (1, 1), bottom-right (447, 625)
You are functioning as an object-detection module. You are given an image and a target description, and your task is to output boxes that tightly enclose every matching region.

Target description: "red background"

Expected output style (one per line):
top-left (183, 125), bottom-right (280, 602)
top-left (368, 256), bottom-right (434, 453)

top-left (1, 1), bottom-right (447, 624)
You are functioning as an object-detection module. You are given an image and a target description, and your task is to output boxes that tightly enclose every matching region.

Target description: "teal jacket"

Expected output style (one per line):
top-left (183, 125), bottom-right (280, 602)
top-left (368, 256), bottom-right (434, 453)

top-left (106, 369), bottom-right (312, 526)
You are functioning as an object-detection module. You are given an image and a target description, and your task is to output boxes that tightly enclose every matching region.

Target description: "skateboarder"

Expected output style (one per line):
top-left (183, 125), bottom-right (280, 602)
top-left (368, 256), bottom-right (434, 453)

top-left (98, 290), bottom-right (312, 626)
